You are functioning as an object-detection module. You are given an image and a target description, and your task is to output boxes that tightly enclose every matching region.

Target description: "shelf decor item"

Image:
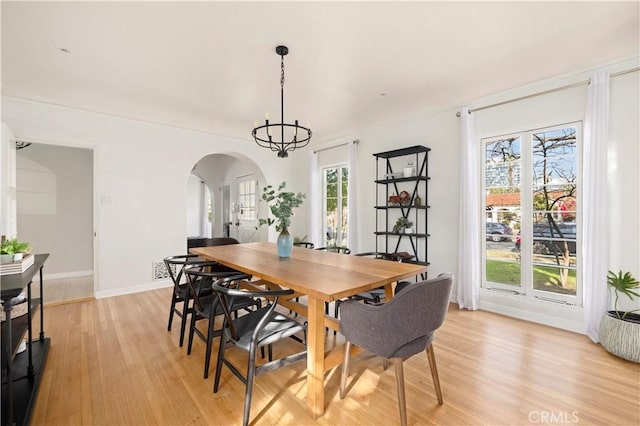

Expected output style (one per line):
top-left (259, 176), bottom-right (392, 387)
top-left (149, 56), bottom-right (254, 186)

top-left (399, 190), bottom-right (411, 206)
top-left (403, 161), bottom-right (415, 178)
top-left (393, 217), bottom-right (413, 234)
top-left (258, 182), bottom-right (305, 258)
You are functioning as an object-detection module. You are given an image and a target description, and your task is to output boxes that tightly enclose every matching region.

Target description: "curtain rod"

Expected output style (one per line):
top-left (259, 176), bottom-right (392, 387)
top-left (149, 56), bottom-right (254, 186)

top-left (456, 67), bottom-right (639, 116)
top-left (313, 139), bottom-right (359, 154)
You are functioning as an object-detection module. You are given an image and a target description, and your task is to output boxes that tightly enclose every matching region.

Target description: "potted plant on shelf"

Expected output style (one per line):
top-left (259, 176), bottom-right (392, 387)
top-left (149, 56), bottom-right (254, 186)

top-left (599, 270), bottom-right (640, 363)
top-left (392, 217), bottom-right (413, 234)
top-left (258, 182), bottom-right (305, 258)
top-left (1, 238), bottom-right (31, 263)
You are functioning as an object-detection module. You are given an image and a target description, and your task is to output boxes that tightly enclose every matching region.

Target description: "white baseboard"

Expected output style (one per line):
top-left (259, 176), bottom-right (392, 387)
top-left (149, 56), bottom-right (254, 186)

top-left (94, 279), bottom-right (173, 299)
top-left (479, 290), bottom-right (585, 334)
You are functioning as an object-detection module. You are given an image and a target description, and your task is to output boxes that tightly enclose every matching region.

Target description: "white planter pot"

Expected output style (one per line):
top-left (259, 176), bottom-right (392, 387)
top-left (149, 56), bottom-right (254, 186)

top-left (599, 312), bottom-right (640, 363)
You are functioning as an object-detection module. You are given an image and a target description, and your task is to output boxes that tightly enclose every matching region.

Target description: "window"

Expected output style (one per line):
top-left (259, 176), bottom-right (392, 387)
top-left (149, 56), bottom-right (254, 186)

top-left (483, 123), bottom-right (581, 305)
top-left (322, 165), bottom-right (348, 247)
top-left (237, 178), bottom-right (257, 220)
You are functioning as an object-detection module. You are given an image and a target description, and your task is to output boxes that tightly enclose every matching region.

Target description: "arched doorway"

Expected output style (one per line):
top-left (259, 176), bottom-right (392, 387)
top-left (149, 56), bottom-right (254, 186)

top-left (187, 153), bottom-right (267, 243)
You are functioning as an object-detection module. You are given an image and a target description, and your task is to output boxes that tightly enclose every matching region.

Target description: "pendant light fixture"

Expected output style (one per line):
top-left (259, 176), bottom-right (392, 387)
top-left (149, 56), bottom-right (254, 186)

top-left (251, 45), bottom-right (312, 158)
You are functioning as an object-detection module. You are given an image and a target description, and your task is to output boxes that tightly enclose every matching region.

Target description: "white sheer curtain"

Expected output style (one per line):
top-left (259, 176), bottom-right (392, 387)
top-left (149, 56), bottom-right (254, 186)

top-left (583, 71), bottom-right (610, 343)
top-left (309, 151), bottom-right (321, 246)
top-left (347, 140), bottom-right (359, 253)
top-left (457, 107), bottom-right (481, 310)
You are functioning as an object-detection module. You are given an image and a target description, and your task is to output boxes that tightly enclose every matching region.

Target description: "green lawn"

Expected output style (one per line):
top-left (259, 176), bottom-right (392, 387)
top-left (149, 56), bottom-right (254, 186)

top-left (486, 260), bottom-right (577, 295)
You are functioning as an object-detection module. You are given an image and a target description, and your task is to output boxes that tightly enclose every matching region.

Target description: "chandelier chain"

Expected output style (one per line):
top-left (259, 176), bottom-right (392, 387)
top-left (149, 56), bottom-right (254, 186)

top-left (281, 55), bottom-right (285, 89)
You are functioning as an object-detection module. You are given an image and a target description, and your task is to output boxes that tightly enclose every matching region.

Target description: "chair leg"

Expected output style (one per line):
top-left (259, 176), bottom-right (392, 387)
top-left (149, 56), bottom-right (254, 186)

top-left (179, 295), bottom-right (190, 347)
top-left (243, 344), bottom-right (258, 426)
top-left (333, 300), bottom-right (341, 335)
top-left (324, 302), bottom-right (330, 333)
top-left (339, 341), bottom-right (351, 399)
top-left (426, 344), bottom-right (443, 404)
top-left (187, 308), bottom-right (198, 355)
top-left (393, 358), bottom-right (408, 426)
top-left (213, 334), bottom-right (227, 393)
top-left (203, 316), bottom-right (215, 379)
top-left (168, 291), bottom-right (178, 331)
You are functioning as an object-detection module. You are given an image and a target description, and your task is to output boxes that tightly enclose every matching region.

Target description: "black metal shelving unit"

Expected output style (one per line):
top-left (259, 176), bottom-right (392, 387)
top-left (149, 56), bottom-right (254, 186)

top-left (374, 146), bottom-right (430, 277)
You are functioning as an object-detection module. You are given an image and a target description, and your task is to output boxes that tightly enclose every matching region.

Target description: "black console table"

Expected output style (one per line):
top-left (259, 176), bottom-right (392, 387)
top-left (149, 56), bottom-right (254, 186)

top-left (1, 254), bottom-right (50, 426)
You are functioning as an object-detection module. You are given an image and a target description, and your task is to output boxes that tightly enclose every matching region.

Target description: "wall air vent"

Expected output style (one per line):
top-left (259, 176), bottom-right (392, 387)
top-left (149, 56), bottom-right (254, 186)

top-left (153, 261), bottom-right (174, 281)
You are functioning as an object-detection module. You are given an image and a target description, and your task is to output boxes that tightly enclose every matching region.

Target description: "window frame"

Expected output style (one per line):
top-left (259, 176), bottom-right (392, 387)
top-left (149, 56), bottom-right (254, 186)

top-left (482, 122), bottom-right (582, 307)
top-left (321, 163), bottom-right (349, 247)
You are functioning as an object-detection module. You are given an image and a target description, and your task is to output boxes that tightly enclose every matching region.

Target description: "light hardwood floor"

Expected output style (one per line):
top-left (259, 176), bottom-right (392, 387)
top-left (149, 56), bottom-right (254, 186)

top-left (33, 275), bottom-right (94, 305)
top-left (31, 287), bottom-right (639, 425)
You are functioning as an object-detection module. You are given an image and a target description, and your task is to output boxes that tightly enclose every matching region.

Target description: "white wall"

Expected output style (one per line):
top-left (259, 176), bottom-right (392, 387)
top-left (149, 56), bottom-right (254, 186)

top-left (1, 97), bottom-right (300, 297)
top-left (16, 143), bottom-right (93, 276)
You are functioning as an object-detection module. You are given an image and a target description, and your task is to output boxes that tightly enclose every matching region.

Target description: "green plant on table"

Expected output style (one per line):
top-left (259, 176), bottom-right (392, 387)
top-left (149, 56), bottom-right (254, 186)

top-left (1, 238), bottom-right (30, 256)
top-left (607, 270), bottom-right (640, 319)
top-left (258, 182), bottom-right (305, 232)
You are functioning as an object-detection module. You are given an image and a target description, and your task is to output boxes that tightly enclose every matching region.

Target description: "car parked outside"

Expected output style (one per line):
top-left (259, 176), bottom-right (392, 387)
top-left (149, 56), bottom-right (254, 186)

top-left (485, 222), bottom-right (512, 242)
top-left (514, 222), bottom-right (577, 254)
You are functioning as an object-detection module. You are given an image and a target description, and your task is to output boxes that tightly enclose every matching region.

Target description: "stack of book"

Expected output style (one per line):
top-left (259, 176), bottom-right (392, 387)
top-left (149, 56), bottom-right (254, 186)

top-left (0, 253), bottom-right (35, 276)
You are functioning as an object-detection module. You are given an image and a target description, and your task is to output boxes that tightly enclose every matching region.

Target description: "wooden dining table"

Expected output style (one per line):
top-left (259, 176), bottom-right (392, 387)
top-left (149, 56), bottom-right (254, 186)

top-left (190, 242), bottom-right (426, 418)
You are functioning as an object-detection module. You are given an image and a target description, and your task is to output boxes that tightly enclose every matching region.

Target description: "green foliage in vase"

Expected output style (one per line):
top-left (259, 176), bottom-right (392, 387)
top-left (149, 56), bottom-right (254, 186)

top-left (258, 182), bottom-right (305, 232)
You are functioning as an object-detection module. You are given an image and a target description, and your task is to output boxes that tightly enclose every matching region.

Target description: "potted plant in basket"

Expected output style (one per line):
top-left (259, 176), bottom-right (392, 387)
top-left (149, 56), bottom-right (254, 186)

top-left (258, 182), bottom-right (305, 258)
top-left (1, 238), bottom-right (31, 263)
top-left (599, 270), bottom-right (640, 363)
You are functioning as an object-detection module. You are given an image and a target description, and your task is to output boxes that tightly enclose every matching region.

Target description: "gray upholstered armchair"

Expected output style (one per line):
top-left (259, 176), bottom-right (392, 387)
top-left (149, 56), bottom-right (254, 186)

top-left (339, 273), bottom-right (454, 426)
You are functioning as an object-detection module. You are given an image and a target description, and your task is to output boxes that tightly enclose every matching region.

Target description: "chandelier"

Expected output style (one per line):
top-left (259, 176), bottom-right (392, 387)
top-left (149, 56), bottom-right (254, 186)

top-left (251, 45), bottom-right (312, 158)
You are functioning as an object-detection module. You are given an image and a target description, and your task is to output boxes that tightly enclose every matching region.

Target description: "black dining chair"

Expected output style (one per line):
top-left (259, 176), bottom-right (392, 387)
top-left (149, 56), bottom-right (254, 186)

top-left (183, 264), bottom-right (262, 379)
top-left (164, 254), bottom-right (212, 347)
top-left (212, 274), bottom-right (307, 426)
top-left (204, 237), bottom-right (240, 246)
top-left (315, 246), bottom-right (351, 254)
top-left (293, 241), bottom-right (315, 249)
top-left (315, 246), bottom-right (352, 329)
top-left (339, 273), bottom-right (454, 426)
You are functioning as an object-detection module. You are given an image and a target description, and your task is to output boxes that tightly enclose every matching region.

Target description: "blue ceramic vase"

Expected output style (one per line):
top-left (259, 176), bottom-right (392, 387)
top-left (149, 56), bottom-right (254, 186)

top-left (277, 228), bottom-right (293, 258)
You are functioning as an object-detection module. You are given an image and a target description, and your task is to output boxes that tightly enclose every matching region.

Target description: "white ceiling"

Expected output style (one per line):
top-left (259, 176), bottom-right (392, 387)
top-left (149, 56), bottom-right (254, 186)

top-left (1, 1), bottom-right (638, 144)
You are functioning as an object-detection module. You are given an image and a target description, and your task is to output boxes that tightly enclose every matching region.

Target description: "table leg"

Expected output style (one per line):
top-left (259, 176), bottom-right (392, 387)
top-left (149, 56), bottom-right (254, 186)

top-left (306, 296), bottom-right (325, 418)
top-left (385, 282), bottom-right (394, 301)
